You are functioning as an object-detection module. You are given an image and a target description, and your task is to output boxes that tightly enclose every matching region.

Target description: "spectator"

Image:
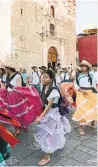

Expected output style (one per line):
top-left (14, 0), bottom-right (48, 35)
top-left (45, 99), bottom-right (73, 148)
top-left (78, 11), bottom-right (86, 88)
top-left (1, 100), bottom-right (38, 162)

top-left (60, 67), bottom-right (67, 82)
top-left (31, 66), bottom-right (40, 93)
top-left (39, 66), bottom-right (46, 92)
top-left (22, 69), bottom-right (28, 86)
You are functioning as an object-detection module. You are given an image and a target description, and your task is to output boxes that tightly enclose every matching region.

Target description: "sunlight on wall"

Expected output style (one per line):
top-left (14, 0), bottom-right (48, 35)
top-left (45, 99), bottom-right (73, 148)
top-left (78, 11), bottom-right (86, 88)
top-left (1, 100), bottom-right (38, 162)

top-left (0, 0), bottom-right (12, 62)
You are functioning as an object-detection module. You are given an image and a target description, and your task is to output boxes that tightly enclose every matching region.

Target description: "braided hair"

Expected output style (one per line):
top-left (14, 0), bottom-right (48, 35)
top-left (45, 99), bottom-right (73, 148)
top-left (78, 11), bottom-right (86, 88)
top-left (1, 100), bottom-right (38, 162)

top-left (85, 66), bottom-right (92, 85)
top-left (88, 71), bottom-right (92, 86)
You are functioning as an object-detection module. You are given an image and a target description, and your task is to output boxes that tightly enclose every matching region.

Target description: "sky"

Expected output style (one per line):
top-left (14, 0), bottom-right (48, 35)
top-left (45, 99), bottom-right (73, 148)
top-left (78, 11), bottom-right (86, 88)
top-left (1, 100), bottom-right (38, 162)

top-left (0, 0), bottom-right (97, 58)
top-left (76, 0), bottom-right (98, 33)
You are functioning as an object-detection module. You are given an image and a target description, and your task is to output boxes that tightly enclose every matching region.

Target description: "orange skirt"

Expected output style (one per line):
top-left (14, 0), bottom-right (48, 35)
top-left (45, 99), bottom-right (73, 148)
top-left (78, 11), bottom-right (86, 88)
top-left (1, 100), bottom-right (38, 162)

top-left (72, 90), bottom-right (98, 125)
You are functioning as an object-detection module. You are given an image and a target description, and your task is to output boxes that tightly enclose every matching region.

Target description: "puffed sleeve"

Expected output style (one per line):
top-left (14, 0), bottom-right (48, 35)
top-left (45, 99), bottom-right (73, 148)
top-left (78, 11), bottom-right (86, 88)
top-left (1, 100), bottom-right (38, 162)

top-left (74, 79), bottom-right (80, 90)
top-left (47, 89), bottom-right (60, 101)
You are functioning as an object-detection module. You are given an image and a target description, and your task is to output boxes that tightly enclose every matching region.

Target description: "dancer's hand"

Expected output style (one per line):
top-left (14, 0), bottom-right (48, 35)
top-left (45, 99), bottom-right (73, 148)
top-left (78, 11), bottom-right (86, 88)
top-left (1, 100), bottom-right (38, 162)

top-left (35, 116), bottom-right (43, 123)
top-left (80, 89), bottom-right (88, 95)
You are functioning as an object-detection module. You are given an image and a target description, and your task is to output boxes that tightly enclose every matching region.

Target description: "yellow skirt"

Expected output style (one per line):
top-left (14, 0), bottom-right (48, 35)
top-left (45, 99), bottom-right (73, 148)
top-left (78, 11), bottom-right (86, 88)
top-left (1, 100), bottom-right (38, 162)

top-left (72, 90), bottom-right (98, 125)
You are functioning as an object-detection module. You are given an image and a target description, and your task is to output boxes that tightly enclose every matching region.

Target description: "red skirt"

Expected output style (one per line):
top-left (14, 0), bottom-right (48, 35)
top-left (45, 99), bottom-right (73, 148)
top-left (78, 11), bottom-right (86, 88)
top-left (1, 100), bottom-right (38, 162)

top-left (0, 86), bottom-right (42, 127)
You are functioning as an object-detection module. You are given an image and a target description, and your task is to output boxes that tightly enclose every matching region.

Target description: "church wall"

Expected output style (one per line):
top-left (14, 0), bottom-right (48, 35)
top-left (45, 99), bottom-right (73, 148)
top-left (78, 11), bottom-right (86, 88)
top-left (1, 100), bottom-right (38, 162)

top-left (11, 0), bottom-right (76, 70)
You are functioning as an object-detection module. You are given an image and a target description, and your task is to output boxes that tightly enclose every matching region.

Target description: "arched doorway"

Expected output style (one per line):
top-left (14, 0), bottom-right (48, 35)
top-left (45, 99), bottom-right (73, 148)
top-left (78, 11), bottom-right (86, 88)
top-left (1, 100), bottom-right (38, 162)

top-left (48, 47), bottom-right (57, 70)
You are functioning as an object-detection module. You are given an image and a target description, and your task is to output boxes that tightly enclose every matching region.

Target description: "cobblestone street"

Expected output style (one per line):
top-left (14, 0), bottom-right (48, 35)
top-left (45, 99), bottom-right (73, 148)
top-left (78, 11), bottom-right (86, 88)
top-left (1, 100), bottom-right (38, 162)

top-left (6, 111), bottom-right (97, 166)
top-left (0, 1), bottom-right (97, 167)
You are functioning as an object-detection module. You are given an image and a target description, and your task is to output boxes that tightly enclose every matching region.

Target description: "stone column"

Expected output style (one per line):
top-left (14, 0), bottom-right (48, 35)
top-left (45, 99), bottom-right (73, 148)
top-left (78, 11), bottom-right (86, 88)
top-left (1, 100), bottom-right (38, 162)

top-left (40, 39), bottom-right (43, 66)
top-left (60, 40), bottom-right (65, 67)
top-left (42, 40), bottom-right (47, 66)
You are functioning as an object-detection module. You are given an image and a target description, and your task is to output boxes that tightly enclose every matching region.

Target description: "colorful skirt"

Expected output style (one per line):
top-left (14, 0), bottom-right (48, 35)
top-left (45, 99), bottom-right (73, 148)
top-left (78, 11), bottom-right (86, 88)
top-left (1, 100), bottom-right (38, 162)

top-left (0, 87), bottom-right (42, 127)
top-left (72, 90), bottom-right (98, 125)
top-left (60, 82), bottom-right (76, 106)
top-left (35, 108), bottom-right (71, 153)
top-left (0, 110), bottom-right (21, 167)
top-left (0, 138), bottom-right (10, 167)
top-left (0, 153), bottom-right (6, 167)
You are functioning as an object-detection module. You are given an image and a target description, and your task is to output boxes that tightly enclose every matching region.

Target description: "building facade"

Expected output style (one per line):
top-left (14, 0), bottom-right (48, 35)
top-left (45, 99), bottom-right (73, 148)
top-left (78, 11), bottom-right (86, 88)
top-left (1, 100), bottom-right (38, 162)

top-left (77, 27), bottom-right (97, 65)
top-left (0, 1), bottom-right (11, 63)
top-left (11, 0), bottom-right (76, 71)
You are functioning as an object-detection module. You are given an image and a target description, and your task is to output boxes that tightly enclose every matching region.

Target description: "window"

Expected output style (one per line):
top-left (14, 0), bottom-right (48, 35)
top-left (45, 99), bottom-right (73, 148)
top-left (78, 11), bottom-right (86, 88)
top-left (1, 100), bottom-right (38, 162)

top-left (21, 9), bottom-right (23, 15)
top-left (50, 24), bottom-right (55, 36)
top-left (50, 6), bottom-right (55, 17)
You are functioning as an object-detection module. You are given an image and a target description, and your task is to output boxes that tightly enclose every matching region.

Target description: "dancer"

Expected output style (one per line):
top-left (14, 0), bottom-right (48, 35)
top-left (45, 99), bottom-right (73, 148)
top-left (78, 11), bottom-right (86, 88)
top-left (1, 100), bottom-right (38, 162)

top-left (35, 70), bottom-right (71, 166)
top-left (72, 60), bottom-right (97, 136)
top-left (0, 62), bottom-right (42, 136)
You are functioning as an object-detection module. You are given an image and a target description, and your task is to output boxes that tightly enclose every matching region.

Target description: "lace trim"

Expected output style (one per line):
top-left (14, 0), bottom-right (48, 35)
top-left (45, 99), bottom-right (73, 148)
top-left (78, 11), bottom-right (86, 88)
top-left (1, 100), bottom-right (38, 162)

top-left (9, 98), bottom-right (28, 108)
top-left (16, 105), bottom-right (33, 117)
top-left (0, 96), bottom-right (28, 108)
top-left (72, 104), bottom-right (97, 122)
top-left (0, 120), bottom-right (11, 124)
top-left (29, 87), bottom-right (36, 96)
top-left (35, 133), bottom-right (66, 153)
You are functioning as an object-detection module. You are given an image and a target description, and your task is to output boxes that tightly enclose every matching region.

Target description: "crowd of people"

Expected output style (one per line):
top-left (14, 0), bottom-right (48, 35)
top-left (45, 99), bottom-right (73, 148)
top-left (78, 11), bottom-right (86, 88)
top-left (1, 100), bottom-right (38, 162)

top-left (0, 60), bottom-right (97, 166)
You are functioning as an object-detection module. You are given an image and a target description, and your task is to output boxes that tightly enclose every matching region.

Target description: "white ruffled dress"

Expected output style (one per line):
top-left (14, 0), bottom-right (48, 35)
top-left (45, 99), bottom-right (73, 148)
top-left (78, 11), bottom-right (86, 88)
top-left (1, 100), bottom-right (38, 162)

top-left (34, 89), bottom-right (71, 153)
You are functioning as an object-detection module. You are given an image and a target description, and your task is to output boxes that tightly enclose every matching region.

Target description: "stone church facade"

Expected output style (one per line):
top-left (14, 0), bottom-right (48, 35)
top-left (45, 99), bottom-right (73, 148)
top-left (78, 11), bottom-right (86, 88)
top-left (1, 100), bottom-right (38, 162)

top-left (11, 0), bottom-right (76, 71)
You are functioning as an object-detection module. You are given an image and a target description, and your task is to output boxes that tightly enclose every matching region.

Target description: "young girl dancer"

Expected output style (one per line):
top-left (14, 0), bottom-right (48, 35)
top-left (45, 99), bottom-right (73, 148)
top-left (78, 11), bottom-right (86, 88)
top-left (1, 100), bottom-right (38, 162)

top-left (35, 70), bottom-right (71, 166)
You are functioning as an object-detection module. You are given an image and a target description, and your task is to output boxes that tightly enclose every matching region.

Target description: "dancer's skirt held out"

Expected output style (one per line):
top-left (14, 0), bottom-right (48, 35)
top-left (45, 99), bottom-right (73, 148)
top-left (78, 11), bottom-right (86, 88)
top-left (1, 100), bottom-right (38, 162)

top-left (0, 140), bottom-right (10, 167)
top-left (0, 86), bottom-right (42, 127)
top-left (35, 107), bottom-right (71, 153)
top-left (0, 110), bottom-right (21, 166)
top-left (72, 90), bottom-right (98, 125)
top-left (60, 82), bottom-right (76, 107)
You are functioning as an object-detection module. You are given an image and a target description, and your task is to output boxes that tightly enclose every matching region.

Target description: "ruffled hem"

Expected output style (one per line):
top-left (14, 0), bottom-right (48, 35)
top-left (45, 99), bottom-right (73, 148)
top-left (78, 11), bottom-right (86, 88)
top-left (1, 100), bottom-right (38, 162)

top-left (72, 117), bottom-right (97, 125)
top-left (35, 134), bottom-right (66, 153)
top-left (34, 108), bottom-right (71, 153)
top-left (37, 108), bottom-right (71, 135)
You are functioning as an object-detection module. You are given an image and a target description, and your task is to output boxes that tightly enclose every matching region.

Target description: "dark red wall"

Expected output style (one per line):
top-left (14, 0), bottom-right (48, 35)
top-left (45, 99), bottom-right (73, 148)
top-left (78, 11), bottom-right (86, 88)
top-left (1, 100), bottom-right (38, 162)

top-left (78, 35), bottom-right (97, 64)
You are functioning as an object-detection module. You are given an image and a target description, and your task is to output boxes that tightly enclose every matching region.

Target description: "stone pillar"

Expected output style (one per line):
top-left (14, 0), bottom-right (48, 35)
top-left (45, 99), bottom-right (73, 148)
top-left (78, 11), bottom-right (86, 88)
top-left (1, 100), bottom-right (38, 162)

top-left (41, 39), bottom-right (47, 66)
top-left (60, 40), bottom-right (65, 67)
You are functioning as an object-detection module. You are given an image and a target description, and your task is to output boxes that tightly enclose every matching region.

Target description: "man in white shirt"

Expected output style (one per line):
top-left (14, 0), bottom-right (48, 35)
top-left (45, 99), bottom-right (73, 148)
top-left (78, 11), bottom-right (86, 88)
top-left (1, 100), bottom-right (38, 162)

top-left (60, 67), bottom-right (67, 82)
top-left (66, 70), bottom-right (71, 80)
top-left (56, 63), bottom-right (61, 74)
top-left (39, 66), bottom-right (46, 92)
top-left (31, 66), bottom-right (40, 93)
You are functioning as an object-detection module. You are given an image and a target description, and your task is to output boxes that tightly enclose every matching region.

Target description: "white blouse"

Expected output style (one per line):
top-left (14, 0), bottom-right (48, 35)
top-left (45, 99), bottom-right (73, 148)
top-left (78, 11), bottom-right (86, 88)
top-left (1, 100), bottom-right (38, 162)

top-left (55, 75), bottom-right (61, 84)
top-left (32, 72), bottom-right (39, 85)
top-left (47, 89), bottom-right (60, 104)
top-left (8, 74), bottom-right (21, 92)
top-left (66, 73), bottom-right (70, 80)
top-left (75, 72), bottom-right (96, 90)
top-left (94, 71), bottom-right (98, 84)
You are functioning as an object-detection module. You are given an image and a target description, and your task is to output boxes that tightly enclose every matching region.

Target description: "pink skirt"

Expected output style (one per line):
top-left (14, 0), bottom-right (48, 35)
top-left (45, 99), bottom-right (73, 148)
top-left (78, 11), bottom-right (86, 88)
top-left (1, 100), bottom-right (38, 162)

top-left (0, 86), bottom-right (42, 127)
